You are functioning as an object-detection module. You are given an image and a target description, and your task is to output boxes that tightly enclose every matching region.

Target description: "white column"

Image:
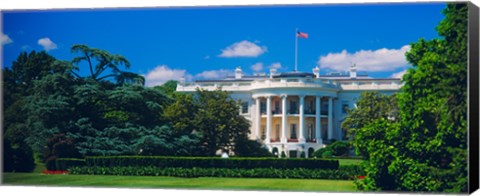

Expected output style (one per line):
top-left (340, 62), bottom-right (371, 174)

top-left (328, 97), bottom-right (333, 140)
top-left (315, 96), bottom-right (322, 143)
top-left (255, 97), bottom-right (261, 140)
top-left (299, 95), bottom-right (305, 143)
top-left (266, 96), bottom-right (272, 143)
top-left (281, 95), bottom-right (287, 143)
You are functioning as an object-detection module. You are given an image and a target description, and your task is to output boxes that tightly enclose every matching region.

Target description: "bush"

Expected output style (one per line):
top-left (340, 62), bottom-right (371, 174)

top-left (313, 141), bottom-right (351, 157)
top-left (85, 156), bottom-right (339, 170)
top-left (322, 151), bottom-right (333, 157)
top-left (329, 141), bottom-right (350, 156)
top-left (234, 140), bottom-right (274, 157)
top-left (56, 158), bottom-right (86, 171)
top-left (339, 165), bottom-right (365, 176)
top-left (11, 143), bottom-right (36, 172)
top-left (45, 156), bottom-right (57, 171)
top-left (69, 166), bottom-right (355, 180)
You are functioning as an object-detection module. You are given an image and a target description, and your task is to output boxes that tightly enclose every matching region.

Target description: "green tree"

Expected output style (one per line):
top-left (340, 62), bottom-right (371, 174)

top-left (154, 80), bottom-right (178, 97)
top-left (193, 89), bottom-right (251, 156)
top-left (164, 93), bottom-right (198, 135)
top-left (390, 3), bottom-right (468, 192)
top-left (341, 92), bottom-right (397, 158)
top-left (71, 44), bottom-right (144, 85)
top-left (354, 3), bottom-right (468, 192)
top-left (3, 51), bottom-right (76, 166)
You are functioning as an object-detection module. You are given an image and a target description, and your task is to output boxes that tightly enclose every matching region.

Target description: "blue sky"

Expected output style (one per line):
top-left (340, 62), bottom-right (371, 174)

top-left (2, 3), bottom-right (446, 86)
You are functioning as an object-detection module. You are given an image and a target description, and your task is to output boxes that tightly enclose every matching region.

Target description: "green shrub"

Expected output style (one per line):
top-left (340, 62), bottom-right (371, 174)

top-left (45, 156), bottom-right (57, 171)
top-left (313, 141), bottom-right (351, 157)
top-left (69, 166), bottom-right (355, 180)
top-left (312, 148), bottom-right (328, 157)
top-left (56, 158), bottom-right (86, 171)
top-left (281, 151), bottom-right (286, 158)
top-left (300, 151), bottom-right (306, 158)
top-left (84, 156), bottom-right (339, 170)
top-left (339, 165), bottom-right (365, 176)
top-left (329, 141), bottom-right (350, 156)
top-left (322, 151), bottom-right (333, 157)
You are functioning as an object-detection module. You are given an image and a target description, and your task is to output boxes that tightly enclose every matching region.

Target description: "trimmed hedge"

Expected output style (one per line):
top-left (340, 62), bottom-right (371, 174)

top-left (339, 165), bottom-right (365, 176)
top-left (55, 158), bottom-right (86, 171)
top-left (69, 166), bottom-right (357, 180)
top-left (85, 156), bottom-right (339, 170)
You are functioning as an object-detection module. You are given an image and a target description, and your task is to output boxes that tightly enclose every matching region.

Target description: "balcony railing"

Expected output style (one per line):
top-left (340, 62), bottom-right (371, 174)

top-left (270, 139), bottom-right (280, 143)
top-left (304, 110), bottom-right (316, 115)
top-left (287, 110), bottom-right (299, 115)
top-left (176, 78), bottom-right (403, 92)
top-left (287, 138), bottom-right (298, 142)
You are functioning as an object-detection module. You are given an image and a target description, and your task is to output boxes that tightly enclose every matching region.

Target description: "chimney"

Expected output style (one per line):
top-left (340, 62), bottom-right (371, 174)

top-left (350, 63), bottom-right (357, 79)
top-left (312, 66), bottom-right (320, 78)
top-left (269, 68), bottom-right (277, 78)
top-left (235, 67), bottom-right (243, 79)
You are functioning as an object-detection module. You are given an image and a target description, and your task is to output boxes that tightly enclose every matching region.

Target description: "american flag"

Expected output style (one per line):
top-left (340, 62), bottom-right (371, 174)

top-left (297, 31), bottom-right (308, 39)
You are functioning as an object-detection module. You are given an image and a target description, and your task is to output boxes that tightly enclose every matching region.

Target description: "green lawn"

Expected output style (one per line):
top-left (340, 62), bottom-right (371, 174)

top-left (3, 173), bottom-right (356, 192)
top-left (335, 158), bottom-right (364, 166)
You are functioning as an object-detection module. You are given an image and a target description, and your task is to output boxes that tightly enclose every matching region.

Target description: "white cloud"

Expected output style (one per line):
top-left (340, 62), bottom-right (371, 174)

top-left (37, 37), bottom-right (58, 51)
top-left (390, 69), bottom-right (408, 79)
top-left (194, 69), bottom-right (232, 80)
top-left (1, 33), bottom-right (13, 45)
top-left (144, 65), bottom-right (191, 87)
top-left (269, 62), bottom-right (282, 69)
top-left (318, 45), bottom-right (411, 72)
top-left (250, 62), bottom-right (264, 72)
top-left (219, 40), bottom-right (267, 57)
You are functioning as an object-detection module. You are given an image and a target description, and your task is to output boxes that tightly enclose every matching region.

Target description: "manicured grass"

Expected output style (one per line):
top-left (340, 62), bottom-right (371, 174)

top-left (3, 173), bottom-right (356, 192)
top-left (335, 158), bottom-right (363, 166)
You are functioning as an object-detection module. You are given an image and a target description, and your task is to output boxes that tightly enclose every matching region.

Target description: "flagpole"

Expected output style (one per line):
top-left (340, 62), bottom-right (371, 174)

top-left (295, 28), bottom-right (298, 72)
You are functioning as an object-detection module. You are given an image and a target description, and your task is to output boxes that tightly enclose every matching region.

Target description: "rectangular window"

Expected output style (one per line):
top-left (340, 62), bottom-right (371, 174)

top-left (322, 101), bottom-right (328, 115)
top-left (290, 100), bottom-right (298, 114)
top-left (342, 100), bottom-right (349, 114)
top-left (274, 101), bottom-right (280, 114)
top-left (241, 101), bottom-right (249, 114)
top-left (260, 101), bottom-right (266, 114)
top-left (290, 124), bottom-right (297, 139)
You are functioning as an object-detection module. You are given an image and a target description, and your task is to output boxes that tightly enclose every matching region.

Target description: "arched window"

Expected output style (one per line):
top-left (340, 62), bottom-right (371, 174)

top-left (272, 147), bottom-right (279, 156)
top-left (308, 148), bottom-right (315, 158)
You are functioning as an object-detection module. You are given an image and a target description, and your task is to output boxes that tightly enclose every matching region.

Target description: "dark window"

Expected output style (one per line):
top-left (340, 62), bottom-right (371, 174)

top-left (241, 101), bottom-right (249, 114)
top-left (342, 101), bottom-right (349, 114)
top-left (308, 148), bottom-right (315, 157)
top-left (261, 101), bottom-right (266, 114)
top-left (290, 124), bottom-right (297, 139)
top-left (274, 101), bottom-right (280, 114)
top-left (290, 100), bottom-right (298, 114)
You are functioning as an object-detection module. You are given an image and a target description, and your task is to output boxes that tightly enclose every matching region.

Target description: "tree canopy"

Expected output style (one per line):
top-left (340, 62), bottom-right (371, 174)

top-left (350, 3), bottom-right (468, 192)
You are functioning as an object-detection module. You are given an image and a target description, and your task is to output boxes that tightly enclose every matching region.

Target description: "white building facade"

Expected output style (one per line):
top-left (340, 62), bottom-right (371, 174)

top-left (176, 65), bottom-right (402, 158)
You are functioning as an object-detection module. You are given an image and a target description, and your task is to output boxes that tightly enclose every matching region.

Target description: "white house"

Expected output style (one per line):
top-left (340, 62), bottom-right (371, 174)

top-left (176, 64), bottom-right (402, 158)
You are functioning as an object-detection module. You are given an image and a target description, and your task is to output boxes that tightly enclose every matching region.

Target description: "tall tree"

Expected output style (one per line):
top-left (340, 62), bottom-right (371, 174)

top-left (341, 92), bottom-right (398, 158)
top-left (71, 44), bottom-right (145, 85)
top-left (391, 3), bottom-right (468, 192)
top-left (193, 89), bottom-right (251, 156)
top-left (354, 3), bottom-right (468, 192)
top-left (3, 51), bottom-right (74, 169)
